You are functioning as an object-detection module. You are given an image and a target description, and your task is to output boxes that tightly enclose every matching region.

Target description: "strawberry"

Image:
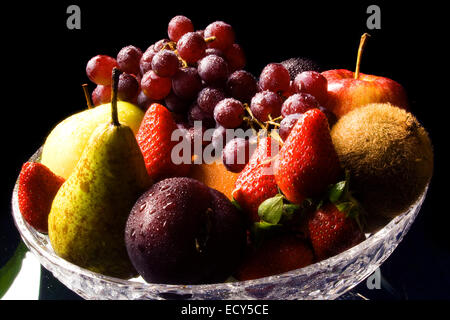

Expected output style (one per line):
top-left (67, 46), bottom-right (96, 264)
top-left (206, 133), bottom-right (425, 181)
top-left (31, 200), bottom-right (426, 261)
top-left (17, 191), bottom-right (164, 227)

top-left (232, 137), bottom-right (279, 223)
top-left (136, 103), bottom-right (191, 181)
top-left (308, 202), bottom-right (365, 261)
top-left (234, 233), bottom-right (314, 281)
top-left (274, 108), bottom-right (341, 204)
top-left (18, 162), bottom-right (65, 233)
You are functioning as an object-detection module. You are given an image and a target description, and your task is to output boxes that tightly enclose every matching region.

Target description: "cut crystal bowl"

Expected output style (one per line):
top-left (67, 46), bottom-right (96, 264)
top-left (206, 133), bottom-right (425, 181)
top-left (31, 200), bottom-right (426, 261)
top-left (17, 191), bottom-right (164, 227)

top-left (11, 147), bottom-right (428, 300)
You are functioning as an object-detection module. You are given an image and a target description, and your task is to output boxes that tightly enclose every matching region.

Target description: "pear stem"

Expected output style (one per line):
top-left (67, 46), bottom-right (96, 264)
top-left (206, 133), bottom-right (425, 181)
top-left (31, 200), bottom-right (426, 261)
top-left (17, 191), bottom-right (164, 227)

top-left (82, 84), bottom-right (93, 109)
top-left (111, 68), bottom-right (122, 126)
top-left (354, 33), bottom-right (371, 80)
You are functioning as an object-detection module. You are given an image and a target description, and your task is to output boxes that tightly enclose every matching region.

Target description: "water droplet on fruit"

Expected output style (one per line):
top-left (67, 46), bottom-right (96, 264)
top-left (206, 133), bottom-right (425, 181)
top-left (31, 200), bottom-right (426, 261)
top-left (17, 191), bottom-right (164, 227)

top-left (162, 202), bottom-right (174, 210)
top-left (139, 203), bottom-right (147, 212)
top-left (159, 184), bottom-right (171, 192)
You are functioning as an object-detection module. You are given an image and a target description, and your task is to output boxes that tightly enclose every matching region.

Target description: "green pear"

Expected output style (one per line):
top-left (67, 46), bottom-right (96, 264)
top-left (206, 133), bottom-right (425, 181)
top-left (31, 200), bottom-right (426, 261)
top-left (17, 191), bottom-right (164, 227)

top-left (48, 71), bottom-right (151, 279)
top-left (41, 101), bottom-right (144, 180)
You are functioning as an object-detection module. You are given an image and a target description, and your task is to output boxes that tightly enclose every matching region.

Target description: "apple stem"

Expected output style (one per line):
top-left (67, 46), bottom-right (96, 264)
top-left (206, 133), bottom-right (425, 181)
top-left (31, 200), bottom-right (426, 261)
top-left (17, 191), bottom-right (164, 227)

top-left (81, 84), bottom-right (93, 109)
top-left (111, 68), bottom-right (122, 126)
top-left (354, 33), bottom-right (371, 80)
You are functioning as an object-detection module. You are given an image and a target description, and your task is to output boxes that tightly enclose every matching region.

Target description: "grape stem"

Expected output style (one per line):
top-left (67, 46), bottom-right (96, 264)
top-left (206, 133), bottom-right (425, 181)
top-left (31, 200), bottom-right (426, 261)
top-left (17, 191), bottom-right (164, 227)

top-left (111, 68), bottom-right (122, 126)
top-left (243, 103), bottom-right (267, 130)
top-left (204, 36), bottom-right (216, 43)
top-left (82, 84), bottom-right (94, 109)
top-left (354, 33), bottom-right (371, 80)
top-left (162, 41), bottom-right (177, 51)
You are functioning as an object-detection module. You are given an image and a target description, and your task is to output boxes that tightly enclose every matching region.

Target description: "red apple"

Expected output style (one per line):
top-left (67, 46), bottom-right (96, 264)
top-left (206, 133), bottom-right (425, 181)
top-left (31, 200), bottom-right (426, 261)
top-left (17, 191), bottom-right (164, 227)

top-left (322, 69), bottom-right (408, 118)
top-left (322, 33), bottom-right (408, 118)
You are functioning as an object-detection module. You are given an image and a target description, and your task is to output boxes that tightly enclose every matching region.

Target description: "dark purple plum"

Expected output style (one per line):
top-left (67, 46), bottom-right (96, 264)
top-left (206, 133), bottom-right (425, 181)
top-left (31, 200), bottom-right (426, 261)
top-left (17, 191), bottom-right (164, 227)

top-left (125, 177), bottom-right (247, 284)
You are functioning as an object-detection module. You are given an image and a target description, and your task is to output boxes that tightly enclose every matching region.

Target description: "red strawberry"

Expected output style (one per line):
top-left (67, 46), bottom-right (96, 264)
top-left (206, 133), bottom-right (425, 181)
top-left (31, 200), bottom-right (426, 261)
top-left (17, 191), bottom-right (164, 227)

top-left (232, 137), bottom-right (279, 223)
top-left (18, 162), bottom-right (65, 233)
top-left (274, 108), bottom-right (341, 204)
top-left (308, 202), bottom-right (365, 261)
top-left (136, 103), bottom-right (191, 181)
top-left (234, 233), bottom-right (314, 281)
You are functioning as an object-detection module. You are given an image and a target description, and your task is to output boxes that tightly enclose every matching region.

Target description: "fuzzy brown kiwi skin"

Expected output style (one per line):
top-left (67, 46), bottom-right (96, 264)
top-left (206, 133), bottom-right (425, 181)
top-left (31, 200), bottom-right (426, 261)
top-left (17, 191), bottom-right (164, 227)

top-left (330, 103), bottom-right (433, 223)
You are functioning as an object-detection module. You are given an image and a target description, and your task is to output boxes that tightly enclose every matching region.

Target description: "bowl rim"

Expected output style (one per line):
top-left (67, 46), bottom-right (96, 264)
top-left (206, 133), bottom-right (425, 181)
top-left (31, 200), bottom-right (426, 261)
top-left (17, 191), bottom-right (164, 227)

top-left (11, 147), bottom-right (428, 295)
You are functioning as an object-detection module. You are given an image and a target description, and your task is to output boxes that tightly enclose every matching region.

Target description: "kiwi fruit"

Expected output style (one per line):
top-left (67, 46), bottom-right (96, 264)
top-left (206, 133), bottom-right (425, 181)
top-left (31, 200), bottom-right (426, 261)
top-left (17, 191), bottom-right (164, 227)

top-left (331, 103), bottom-right (433, 222)
top-left (280, 57), bottom-right (322, 80)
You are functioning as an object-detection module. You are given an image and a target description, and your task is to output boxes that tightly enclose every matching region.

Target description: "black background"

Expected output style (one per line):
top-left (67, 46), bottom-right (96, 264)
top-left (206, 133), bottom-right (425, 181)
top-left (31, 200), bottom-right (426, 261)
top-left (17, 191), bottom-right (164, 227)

top-left (1, 0), bottom-right (449, 303)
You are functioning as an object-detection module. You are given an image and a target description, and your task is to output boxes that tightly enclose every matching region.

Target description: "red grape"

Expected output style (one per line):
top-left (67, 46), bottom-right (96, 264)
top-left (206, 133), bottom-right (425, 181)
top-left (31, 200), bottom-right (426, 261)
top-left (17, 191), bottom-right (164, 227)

top-left (151, 49), bottom-right (180, 77)
top-left (196, 30), bottom-right (205, 38)
top-left (222, 138), bottom-right (250, 173)
top-left (281, 80), bottom-right (296, 99)
top-left (117, 45), bottom-right (142, 75)
top-left (204, 21), bottom-right (235, 51)
top-left (279, 113), bottom-right (304, 141)
top-left (281, 93), bottom-right (319, 117)
top-left (214, 98), bottom-right (244, 129)
top-left (197, 54), bottom-right (229, 85)
top-left (205, 48), bottom-right (225, 58)
top-left (168, 16), bottom-right (194, 42)
top-left (164, 91), bottom-right (190, 114)
top-left (140, 46), bottom-right (157, 75)
top-left (224, 43), bottom-right (246, 72)
top-left (250, 90), bottom-right (282, 122)
top-left (172, 67), bottom-right (203, 100)
top-left (118, 73), bottom-right (139, 101)
top-left (177, 32), bottom-right (206, 64)
top-left (211, 125), bottom-right (228, 154)
top-left (197, 87), bottom-right (226, 116)
top-left (294, 71), bottom-right (328, 105)
top-left (137, 90), bottom-right (159, 111)
top-left (141, 70), bottom-right (172, 100)
top-left (154, 38), bottom-right (170, 52)
top-left (318, 106), bottom-right (337, 128)
top-left (188, 103), bottom-right (216, 128)
top-left (86, 55), bottom-right (118, 85)
top-left (226, 70), bottom-right (258, 103)
top-left (92, 85), bottom-right (112, 106)
top-left (258, 63), bottom-right (290, 93)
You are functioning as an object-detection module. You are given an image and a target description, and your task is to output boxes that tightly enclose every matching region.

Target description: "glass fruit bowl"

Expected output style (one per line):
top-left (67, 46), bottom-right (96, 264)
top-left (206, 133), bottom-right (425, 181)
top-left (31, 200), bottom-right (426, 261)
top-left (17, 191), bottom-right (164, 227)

top-left (11, 147), bottom-right (428, 300)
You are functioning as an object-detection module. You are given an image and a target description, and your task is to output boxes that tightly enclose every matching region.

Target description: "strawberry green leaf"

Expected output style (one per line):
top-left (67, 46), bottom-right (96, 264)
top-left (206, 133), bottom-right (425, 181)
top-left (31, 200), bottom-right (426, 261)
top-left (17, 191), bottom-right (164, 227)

top-left (281, 203), bottom-right (300, 222)
top-left (231, 196), bottom-right (243, 211)
top-left (250, 221), bottom-right (283, 246)
top-left (335, 201), bottom-right (353, 214)
top-left (329, 180), bottom-right (347, 203)
top-left (258, 194), bottom-right (284, 225)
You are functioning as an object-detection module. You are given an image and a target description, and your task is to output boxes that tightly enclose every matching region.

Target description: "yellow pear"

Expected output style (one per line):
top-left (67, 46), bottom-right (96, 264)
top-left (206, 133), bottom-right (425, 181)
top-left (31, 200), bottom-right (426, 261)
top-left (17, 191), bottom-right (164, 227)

top-left (41, 101), bottom-right (144, 179)
top-left (48, 70), bottom-right (151, 278)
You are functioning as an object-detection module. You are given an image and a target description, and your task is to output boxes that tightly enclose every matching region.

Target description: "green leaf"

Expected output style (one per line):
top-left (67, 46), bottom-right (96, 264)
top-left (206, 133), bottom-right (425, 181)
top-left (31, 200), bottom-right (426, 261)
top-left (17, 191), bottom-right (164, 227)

top-left (0, 241), bottom-right (28, 299)
top-left (316, 199), bottom-right (324, 210)
top-left (335, 201), bottom-right (353, 214)
top-left (282, 203), bottom-right (300, 222)
top-left (329, 180), bottom-right (347, 203)
top-left (258, 194), bottom-right (284, 225)
top-left (231, 196), bottom-right (243, 211)
top-left (250, 221), bottom-right (282, 247)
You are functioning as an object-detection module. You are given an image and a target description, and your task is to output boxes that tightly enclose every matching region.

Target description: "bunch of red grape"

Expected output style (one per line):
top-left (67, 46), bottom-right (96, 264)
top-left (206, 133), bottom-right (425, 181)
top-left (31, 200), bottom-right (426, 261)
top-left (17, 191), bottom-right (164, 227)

top-left (84, 15), bottom-right (336, 174)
